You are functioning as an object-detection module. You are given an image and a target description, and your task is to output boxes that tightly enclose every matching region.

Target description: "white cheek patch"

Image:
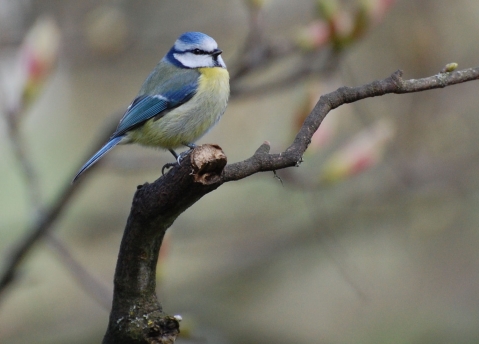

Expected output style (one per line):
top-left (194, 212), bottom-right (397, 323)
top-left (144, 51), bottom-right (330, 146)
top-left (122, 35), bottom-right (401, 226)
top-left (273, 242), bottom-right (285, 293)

top-left (174, 52), bottom-right (215, 68)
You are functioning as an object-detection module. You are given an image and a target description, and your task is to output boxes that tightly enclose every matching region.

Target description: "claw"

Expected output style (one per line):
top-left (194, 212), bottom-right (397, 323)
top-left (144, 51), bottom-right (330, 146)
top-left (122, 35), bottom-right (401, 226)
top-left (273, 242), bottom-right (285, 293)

top-left (176, 143), bottom-right (196, 163)
top-left (162, 144), bottom-right (197, 175)
top-left (176, 150), bottom-right (190, 164)
top-left (162, 162), bottom-right (177, 175)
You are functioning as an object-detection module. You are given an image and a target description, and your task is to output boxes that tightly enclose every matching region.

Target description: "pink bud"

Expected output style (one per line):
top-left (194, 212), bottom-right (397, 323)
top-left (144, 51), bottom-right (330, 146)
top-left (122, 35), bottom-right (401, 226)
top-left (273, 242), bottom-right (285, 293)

top-left (296, 21), bottom-right (331, 50)
top-left (367, 0), bottom-right (396, 24)
top-left (20, 17), bottom-right (60, 102)
top-left (320, 119), bottom-right (394, 183)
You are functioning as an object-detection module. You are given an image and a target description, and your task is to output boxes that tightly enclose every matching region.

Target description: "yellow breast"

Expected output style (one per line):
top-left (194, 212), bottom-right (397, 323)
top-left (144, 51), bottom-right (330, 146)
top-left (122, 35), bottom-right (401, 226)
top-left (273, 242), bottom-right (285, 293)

top-left (197, 67), bottom-right (230, 93)
top-left (129, 67), bottom-right (230, 149)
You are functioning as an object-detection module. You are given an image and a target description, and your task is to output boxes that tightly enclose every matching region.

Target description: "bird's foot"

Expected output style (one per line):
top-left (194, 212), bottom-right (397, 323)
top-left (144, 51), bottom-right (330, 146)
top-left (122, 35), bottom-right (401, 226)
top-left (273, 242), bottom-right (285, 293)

top-left (162, 162), bottom-right (177, 175)
top-left (176, 149), bottom-right (192, 164)
top-left (175, 143), bottom-right (196, 164)
top-left (162, 144), bottom-right (197, 175)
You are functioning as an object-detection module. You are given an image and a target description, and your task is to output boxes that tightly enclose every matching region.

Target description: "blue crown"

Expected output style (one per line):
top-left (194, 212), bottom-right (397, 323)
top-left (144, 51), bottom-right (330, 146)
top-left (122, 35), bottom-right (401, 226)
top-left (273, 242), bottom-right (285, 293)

top-left (177, 32), bottom-right (211, 45)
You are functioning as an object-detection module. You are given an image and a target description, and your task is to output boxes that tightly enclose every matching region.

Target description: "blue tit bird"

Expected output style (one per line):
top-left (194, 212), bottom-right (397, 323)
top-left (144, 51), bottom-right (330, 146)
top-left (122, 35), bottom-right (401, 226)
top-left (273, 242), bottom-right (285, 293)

top-left (73, 31), bottom-right (229, 182)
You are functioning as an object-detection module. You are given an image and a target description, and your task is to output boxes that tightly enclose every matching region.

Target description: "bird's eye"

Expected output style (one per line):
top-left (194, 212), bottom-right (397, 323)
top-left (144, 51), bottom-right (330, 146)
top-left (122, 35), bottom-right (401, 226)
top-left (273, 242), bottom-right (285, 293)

top-left (192, 48), bottom-right (202, 55)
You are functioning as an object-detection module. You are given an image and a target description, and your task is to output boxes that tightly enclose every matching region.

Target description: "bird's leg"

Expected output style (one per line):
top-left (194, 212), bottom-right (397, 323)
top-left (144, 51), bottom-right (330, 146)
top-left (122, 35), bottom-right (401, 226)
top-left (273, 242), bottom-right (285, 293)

top-left (169, 149), bottom-right (179, 160)
top-left (161, 149), bottom-right (179, 175)
top-left (161, 145), bottom-right (197, 175)
top-left (176, 143), bottom-right (196, 163)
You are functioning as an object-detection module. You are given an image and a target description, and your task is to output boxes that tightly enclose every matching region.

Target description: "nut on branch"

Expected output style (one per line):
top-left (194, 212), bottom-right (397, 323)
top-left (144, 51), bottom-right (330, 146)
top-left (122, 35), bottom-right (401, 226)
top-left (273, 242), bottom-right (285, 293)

top-left (190, 144), bottom-right (227, 184)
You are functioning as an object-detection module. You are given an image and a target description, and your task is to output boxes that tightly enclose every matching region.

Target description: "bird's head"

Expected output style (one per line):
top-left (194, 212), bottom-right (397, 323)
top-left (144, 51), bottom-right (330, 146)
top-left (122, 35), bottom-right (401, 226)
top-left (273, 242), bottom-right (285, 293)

top-left (165, 32), bottom-right (226, 69)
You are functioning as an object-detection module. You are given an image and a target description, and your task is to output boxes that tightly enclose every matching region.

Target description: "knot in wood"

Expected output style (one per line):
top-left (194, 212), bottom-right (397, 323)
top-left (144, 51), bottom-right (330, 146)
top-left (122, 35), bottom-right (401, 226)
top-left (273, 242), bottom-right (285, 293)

top-left (190, 144), bottom-right (227, 184)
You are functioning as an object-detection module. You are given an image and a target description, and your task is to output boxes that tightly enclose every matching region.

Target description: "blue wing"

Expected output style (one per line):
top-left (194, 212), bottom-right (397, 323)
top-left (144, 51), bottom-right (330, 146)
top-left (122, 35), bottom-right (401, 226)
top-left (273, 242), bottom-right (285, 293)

top-left (72, 66), bottom-right (199, 182)
top-left (112, 80), bottom-right (198, 137)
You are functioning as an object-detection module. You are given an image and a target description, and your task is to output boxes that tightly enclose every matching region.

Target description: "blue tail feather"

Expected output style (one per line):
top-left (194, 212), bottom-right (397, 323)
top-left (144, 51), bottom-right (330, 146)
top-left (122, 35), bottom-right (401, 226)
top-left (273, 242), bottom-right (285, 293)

top-left (72, 136), bottom-right (123, 183)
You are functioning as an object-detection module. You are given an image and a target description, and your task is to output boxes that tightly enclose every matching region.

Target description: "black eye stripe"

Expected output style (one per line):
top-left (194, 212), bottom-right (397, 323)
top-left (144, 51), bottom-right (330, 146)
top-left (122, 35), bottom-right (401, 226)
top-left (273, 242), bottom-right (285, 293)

top-left (190, 48), bottom-right (210, 55)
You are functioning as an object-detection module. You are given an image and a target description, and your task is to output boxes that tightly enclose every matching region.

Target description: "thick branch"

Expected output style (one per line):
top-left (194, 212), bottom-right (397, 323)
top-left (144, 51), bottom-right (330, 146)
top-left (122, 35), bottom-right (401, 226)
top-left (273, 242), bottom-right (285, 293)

top-left (104, 66), bottom-right (479, 343)
top-left (103, 146), bottom-right (225, 343)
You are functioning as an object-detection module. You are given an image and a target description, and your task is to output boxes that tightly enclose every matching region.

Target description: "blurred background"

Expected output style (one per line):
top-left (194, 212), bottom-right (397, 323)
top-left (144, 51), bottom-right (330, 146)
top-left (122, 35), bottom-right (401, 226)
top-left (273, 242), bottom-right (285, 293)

top-left (1, 0), bottom-right (479, 343)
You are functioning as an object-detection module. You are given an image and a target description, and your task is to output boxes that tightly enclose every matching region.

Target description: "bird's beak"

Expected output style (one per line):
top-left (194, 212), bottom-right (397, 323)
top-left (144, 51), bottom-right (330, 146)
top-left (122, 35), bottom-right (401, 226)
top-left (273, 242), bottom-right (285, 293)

top-left (212, 48), bottom-right (222, 57)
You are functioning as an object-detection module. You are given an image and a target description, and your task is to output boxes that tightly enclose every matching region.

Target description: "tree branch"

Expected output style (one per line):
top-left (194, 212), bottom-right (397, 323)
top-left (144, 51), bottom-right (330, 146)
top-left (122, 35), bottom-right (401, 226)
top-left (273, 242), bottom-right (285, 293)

top-left (103, 66), bottom-right (479, 343)
top-left (0, 117), bottom-right (119, 302)
top-left (224, 67), bottom-right (479, 181)
top-left (103, 146), bottom-right (225, 344)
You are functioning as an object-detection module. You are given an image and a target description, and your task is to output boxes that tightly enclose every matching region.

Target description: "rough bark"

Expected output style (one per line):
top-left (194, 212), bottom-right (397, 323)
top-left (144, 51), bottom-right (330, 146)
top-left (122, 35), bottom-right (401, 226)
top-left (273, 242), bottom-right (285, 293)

top-left (103, 145), bottom-right (226, 343)
top-left (99, 67), bottom-right (479, 343)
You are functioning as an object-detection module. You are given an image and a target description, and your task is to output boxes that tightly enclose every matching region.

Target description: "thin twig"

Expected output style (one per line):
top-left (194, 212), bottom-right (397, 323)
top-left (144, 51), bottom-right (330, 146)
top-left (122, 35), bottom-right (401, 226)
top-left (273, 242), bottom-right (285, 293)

top-left (46, 233), bottom-right (112, 310)
top-left (222, 67), bottom-right (479, 182)
top-left (5, 106), bottom-right (44, 218)
top-left (0, 117), bottom-right (118, 302)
